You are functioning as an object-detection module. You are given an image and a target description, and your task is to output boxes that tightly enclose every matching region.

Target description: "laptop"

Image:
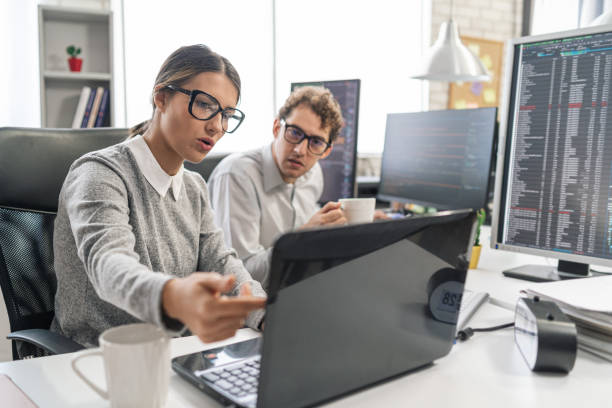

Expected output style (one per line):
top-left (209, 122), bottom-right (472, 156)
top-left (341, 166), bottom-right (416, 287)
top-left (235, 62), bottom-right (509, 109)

top-left (172, 209), bottom-right (477, 408)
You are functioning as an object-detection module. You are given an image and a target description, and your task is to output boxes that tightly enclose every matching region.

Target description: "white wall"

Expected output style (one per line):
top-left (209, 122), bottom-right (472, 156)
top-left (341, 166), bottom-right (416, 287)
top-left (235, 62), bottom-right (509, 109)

top-left (275, 0), bottom-right (429, 154)
top-left (122, 0), bottom-right (275, 153)
top-left (2, 0), bottom-right (429, 154)
top-left (122, 1), bottom-right (428, 154)
top-left (0, 1), bottom-right (41, 127)
top-left (531, 0), bottom-right (580, 34)
top-left (110, 0), bottom-right (126, 127)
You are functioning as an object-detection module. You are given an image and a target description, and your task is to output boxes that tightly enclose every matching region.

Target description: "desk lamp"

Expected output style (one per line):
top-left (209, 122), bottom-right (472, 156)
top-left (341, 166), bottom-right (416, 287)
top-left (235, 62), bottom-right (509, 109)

top-left (412, 0), bottom-right (490, 82)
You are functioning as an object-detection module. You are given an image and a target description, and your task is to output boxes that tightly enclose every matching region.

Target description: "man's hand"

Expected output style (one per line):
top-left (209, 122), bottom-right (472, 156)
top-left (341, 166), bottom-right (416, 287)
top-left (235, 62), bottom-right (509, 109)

top-left (301, 201), bottom-right (347, 229)
top-left (373, 210), bottom-right (390, 220)
top-left (162, 273), bottom-right (266, 343)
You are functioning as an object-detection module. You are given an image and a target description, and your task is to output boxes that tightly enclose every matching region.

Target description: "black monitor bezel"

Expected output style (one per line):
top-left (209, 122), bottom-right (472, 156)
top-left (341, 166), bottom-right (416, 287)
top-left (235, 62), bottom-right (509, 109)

top-left (290, 79), bottom-right (361, 201)
top-left (491, 24), bottom-right (612, 269)
top-left (377, 107), bottom-right (498, 211)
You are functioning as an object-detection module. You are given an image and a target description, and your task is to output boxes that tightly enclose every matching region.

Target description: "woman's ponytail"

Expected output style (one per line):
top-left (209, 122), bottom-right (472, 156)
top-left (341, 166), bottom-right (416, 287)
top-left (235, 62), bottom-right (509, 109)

top-left (128, 120), bottom-right (150, 138)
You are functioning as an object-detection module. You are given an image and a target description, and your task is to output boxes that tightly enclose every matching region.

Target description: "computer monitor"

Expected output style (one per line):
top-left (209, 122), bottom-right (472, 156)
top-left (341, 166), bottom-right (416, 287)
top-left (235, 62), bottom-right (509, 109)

top-left (491, 25), bottom-right (612, 281)
top-left (377, 108), bottom-right (497, 211)
top-left (291, 79), bottom-right (360, 203)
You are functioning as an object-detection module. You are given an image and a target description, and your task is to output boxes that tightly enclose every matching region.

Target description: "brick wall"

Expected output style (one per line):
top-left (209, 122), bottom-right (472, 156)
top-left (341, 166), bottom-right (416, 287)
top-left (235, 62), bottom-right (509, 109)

top-left (428, 0), bottom-right (523, 110)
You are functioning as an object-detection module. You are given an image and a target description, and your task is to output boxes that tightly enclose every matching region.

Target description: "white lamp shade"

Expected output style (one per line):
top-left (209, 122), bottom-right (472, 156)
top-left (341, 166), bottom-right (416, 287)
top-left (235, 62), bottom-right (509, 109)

top-left (412, 20), bottom-right (490, 82)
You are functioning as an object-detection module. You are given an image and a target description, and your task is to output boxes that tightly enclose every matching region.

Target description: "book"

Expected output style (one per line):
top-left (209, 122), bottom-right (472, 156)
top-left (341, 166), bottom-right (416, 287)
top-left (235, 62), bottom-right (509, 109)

top-left (87, 86), bottom-right (105, 128)
top-left (72, 86), bottom-right (92, 128)
top-left (80, 88), bottom-right (97, 128)
top-left (525, 275), bottom-right (612, 314)
top-left (94, 88), bottom-right (110, 127)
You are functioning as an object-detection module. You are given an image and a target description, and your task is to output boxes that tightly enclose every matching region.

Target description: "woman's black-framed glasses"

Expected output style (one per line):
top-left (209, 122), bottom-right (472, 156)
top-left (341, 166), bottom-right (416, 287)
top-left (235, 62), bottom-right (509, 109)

top-left (280, 119), bottom-right (331, 155)
top-left (165, 84), bottom-right (245, 133)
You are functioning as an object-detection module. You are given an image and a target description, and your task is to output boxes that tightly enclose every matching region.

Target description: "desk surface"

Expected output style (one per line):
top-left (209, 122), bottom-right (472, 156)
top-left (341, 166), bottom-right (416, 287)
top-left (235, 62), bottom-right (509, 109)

top-left (1, 228), bottom-right (611, 407)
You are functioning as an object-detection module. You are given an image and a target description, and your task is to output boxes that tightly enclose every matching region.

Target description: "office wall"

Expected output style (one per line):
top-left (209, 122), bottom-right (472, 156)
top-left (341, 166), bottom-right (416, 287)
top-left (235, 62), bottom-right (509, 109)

top-left (122, 0), bottom-right (274, 153)
top-left (0, 1), bottom-right (41, 127)
top-left (275, 0), bottom-right (429, 154)
top-left (123, 0), bottom-right (428, 154)
top-left (428, 0), bottom-right (523, 110)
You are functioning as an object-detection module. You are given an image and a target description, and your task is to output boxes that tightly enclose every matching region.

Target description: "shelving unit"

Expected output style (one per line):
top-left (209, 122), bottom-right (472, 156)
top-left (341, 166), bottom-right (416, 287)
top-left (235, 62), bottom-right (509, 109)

top-left (38, 5), bottom-right (114, 128)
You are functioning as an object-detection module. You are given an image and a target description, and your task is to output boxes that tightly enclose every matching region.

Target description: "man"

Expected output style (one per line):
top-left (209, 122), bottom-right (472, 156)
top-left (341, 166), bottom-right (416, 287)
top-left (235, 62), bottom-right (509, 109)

top-left (208, 86), bottom-right (346, 289)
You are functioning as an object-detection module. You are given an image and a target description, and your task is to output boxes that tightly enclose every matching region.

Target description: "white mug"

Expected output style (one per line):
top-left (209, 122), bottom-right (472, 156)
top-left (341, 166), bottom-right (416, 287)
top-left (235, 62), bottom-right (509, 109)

top-left (71, 323), bottom-right (170, 408)
top-left (339, 197), bottom-right (376, 224)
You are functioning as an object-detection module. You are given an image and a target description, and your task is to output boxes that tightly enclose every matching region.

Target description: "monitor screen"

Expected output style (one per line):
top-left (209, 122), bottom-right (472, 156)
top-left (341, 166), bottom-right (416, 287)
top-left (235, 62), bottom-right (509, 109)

top-left (377, 108), bottom-right (497, 211)
top-left (492, 25), bottom-right (612, 280)
top-left (291, 79), bottom-right (360, 203)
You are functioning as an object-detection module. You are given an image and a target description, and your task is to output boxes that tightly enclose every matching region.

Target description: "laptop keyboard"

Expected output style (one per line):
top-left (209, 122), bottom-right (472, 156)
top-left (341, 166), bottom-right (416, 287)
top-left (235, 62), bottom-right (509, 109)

top-left (198, 356), bottom-right (260, 399)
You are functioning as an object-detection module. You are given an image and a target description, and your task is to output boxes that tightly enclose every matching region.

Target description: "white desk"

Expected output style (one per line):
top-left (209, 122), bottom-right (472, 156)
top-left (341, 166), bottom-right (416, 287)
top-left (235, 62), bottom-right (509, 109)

top-left (1, 230), bottom-right (611, 407)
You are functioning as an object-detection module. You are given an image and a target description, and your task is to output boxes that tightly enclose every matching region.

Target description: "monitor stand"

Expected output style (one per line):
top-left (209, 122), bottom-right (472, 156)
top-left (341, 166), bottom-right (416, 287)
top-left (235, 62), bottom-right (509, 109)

top-left (502, 260), bottom-right (592, 282)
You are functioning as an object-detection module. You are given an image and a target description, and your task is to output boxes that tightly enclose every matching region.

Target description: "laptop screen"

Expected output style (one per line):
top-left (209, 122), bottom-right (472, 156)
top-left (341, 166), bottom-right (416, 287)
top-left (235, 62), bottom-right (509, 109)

top-left (257, 209), bottom-right (476, 407)
top-left (172, 210), bottom-right (476, 408)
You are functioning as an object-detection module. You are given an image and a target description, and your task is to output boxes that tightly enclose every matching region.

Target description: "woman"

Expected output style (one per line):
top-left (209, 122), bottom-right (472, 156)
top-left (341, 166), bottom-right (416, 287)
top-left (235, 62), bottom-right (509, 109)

top-left (51, 44), bottom-right (266, 348)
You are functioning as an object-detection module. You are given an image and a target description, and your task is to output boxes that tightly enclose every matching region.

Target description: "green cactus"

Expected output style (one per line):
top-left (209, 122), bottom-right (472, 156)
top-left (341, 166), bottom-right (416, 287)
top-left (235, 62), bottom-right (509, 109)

top-left (66, 45), bottom-right (82, 58)
top-left (474, 208), bottom-right (486, 246)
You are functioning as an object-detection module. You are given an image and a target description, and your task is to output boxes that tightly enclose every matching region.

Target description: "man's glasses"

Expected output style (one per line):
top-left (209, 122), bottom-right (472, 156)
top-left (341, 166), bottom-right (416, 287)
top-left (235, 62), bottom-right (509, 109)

top-left (165, 85), bottom-right (245, 133)
top-left (280, 119), bottom-right (331, 155)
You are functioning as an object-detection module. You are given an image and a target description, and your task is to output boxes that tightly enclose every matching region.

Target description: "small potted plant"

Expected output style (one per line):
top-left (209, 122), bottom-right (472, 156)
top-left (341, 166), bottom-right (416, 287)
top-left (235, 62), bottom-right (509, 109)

top-left (67, 45), bottom-right (83, 72)
top-left (469, 208), bottom-right (486, 269)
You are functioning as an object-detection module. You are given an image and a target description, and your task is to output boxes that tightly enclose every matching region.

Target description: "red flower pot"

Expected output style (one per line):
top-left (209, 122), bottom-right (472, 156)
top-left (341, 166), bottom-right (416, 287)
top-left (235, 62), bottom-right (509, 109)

top-left (68, 57), bottom-right (83, 72)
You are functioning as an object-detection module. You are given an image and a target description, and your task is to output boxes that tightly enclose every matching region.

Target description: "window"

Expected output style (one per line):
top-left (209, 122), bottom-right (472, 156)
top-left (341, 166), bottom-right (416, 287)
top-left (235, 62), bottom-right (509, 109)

top-left (531, 0), bottom-right (580, 34)
top-left (122, 0), bottom-right (274, 152)
top-left (275, 0), bottom-right (428, 153)
top-left (122, 0), bottom-right (429, 153)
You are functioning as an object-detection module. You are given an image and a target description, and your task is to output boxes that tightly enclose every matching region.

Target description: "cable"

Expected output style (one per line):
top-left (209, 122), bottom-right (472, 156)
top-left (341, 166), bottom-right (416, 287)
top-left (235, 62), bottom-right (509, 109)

top-left (591, 268), bottom-right (612, 276)
top-left (455, 322), bottom-right (514, 342)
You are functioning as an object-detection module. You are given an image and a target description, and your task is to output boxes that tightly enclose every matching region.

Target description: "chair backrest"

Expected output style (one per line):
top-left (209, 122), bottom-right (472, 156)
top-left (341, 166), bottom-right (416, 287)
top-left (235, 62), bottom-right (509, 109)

top-left (0, 127), bottom-right (129, 358)
top-left (184, 152), bottom-right (229, 181)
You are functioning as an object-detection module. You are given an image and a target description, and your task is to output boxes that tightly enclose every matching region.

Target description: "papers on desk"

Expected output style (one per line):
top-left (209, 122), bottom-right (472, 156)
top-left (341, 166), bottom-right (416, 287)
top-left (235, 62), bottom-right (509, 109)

top-left (524, 275), bottom-right (612, 362)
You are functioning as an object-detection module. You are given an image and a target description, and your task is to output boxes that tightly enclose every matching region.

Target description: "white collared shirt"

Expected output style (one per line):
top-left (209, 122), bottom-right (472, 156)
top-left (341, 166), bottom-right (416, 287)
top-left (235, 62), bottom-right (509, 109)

top-left (207, 144), bottom-right (323, 289)
top-left (125, 135), bottom-right (184, 200)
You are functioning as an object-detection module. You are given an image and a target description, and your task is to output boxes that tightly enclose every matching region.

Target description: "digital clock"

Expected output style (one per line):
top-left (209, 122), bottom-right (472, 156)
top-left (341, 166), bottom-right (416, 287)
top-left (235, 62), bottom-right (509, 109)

top-left (427, 268), bottom-right (466, 324)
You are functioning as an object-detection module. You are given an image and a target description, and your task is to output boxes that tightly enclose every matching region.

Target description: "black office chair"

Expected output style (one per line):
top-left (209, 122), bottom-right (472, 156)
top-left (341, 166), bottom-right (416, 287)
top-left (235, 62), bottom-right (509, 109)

top-left (184, 152), bottom-right (229, 181)
top-left (0, 127), bottom-right (129, 359)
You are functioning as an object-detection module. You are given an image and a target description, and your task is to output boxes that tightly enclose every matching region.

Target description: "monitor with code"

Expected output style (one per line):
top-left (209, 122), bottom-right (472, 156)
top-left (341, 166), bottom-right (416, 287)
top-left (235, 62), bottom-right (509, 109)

top-left (291, 79), bottom-right (360, 203)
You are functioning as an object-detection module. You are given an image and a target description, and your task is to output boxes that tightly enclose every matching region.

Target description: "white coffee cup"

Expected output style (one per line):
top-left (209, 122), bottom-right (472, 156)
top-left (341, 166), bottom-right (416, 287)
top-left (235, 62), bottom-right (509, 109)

top-left (339, 197), bottom-right (376, 224)
top-left (71, 323), bottom-right (170, 408)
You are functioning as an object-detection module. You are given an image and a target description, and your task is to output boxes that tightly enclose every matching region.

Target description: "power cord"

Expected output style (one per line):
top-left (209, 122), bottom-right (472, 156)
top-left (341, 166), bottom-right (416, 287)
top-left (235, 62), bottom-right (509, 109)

top-left (455, 322), bottom-right (514, 342)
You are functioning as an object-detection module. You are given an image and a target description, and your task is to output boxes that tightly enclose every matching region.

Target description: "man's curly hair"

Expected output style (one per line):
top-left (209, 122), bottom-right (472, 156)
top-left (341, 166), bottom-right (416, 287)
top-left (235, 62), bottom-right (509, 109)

top-left (278, 86), bottom-right (344, 143)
